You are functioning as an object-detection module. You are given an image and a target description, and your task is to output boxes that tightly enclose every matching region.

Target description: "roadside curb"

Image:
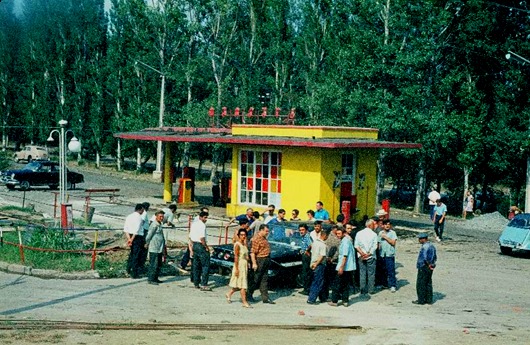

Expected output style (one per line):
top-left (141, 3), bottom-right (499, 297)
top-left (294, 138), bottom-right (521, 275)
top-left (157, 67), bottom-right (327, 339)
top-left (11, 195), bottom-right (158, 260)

top-left (0, 261), bottom-right (100, 279)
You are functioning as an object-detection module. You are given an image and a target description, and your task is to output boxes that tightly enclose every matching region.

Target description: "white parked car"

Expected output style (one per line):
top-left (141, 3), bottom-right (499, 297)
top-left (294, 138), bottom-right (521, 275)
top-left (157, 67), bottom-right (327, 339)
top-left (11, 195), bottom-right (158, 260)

top-left (14, 145), bottom-right (49, 162)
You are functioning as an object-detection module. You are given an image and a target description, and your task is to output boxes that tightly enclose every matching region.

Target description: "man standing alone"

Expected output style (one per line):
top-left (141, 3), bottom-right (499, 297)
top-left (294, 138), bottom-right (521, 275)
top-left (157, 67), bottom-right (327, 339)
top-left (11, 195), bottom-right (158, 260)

top-left (124, 204), bottom-right (145, 279)
top-left (433, 199), bottom-right (447, 242)
top-left (354, 219), bottom-right (378, 296)
top-left (249, 224), bottom-right (275, 304)
top-left (190, 211), bottom-right (211, 291)
top-left (413, 233), bottom-right (437, 305)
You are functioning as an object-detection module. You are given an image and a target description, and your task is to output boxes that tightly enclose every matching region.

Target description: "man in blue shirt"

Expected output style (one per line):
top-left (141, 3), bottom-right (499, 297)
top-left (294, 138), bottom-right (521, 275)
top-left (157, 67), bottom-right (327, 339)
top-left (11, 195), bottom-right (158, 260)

top-left (330, 227), bottom-right (356, 306)
top-left (298, 224), bottom-right (313, 295)
top-left (378, 219), bottom-right (398, 292)
top-left (433, 199), bottom-right (447, 242)
top-left (314, 201), bottom-right (330, 222)
top-left (413, 233), bottom-right (437, 305)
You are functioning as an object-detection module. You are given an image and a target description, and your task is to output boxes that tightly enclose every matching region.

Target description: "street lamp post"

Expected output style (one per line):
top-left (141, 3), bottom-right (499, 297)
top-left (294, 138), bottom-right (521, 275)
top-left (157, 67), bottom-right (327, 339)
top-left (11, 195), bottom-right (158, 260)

top-left (506, 51), bottom-right (530, 213)
top-left (135, 60), bottom-right (165, 179)
top-left (47, 120), bottom-right (81, 225)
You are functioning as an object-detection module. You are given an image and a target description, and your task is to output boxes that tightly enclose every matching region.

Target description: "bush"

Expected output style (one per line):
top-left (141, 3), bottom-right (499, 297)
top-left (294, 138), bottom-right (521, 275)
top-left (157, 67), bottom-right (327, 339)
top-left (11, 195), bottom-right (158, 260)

top-left (0, 151), bottom-right (11, 171)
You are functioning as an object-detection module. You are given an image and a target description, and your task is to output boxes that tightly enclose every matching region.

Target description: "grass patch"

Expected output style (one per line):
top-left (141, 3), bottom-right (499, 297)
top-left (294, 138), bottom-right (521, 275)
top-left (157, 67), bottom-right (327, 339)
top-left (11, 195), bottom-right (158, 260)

top-left (189, 335), bottom-right (206, 340)
top-left (0, 231), bottom-right (128, 277)
top-left (0, 205), bottom-right (34, 213)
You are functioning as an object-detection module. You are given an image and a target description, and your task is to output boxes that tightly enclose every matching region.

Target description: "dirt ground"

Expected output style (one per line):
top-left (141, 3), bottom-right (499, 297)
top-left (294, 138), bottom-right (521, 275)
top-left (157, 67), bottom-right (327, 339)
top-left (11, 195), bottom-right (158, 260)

top-left (0, 163), bottom-right (529, 345)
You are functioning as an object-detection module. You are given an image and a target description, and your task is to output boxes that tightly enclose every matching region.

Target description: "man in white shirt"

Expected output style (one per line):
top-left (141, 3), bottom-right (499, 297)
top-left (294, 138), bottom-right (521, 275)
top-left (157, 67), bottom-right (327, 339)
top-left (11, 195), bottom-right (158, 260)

top-left (428, 187), bottom-right (441, 221)
top-left (307, 230), bottom-right (329, 304)
top-left (180, 207), bottom-right (208, 272)
top-left (124, 204), bottom-right (145, 278)
top-left (150, 204), bottom-right (178, 226)
top-left (262, 204), bottom-right (276, 224)
top-left (139, 202), bottom-right (151, 271)
top-left (354, 219), bottom-right (378, 295)
top-left (190, 211), bottom-right (211, 291)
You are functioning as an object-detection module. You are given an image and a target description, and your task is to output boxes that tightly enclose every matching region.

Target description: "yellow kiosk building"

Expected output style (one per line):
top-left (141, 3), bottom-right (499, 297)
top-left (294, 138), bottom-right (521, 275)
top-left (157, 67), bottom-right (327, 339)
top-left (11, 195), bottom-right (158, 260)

top-left (116, 124), bottom-right (420, 221)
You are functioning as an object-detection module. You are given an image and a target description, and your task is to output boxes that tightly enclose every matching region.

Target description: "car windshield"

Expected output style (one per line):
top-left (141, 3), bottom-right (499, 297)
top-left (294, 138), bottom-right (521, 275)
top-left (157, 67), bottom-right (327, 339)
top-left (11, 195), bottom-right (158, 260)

top-left (267, 222), bottom-right (331, 247)
top-left (507, 217), bottom-right (530, 229)
top-left (23, 162), bottom-right (42, 172)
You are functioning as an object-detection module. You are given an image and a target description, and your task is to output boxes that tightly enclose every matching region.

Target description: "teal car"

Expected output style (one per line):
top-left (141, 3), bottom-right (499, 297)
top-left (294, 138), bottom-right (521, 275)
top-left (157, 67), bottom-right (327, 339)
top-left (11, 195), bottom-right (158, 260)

top-left (498, 214), bottom-right (530, 255)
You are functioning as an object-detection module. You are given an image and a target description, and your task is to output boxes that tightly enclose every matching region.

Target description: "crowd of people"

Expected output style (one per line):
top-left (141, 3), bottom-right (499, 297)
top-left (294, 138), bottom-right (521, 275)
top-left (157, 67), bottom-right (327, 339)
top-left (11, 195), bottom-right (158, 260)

top-left (122, 200), bottom-right (437, 307)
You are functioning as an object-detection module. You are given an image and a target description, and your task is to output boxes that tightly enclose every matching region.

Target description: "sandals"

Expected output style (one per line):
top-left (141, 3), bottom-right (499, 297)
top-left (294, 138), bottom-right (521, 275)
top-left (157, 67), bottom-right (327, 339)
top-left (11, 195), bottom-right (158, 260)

top-left (225, 294), bottom-right (232, 304)
top-left (242, 303), bottom-right (253, 308)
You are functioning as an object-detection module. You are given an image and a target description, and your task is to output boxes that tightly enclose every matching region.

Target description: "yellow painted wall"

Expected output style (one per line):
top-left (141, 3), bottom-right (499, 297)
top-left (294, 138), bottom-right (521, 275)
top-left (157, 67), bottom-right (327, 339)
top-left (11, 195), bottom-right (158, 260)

top-left (354, 149), bottom-right (379, 219)
top-left (280, 146), bottom-right (323, 218)
top-left (318, 149), bottom-right (341, 220)
top-left (231, 125), bottom-right (378, 140)
top-left (226, 145), bottom-right (379, 222)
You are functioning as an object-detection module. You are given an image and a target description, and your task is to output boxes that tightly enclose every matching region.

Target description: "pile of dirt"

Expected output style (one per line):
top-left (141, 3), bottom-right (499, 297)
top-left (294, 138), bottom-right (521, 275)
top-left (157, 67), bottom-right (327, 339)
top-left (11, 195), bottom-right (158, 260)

top-left (465, 211), bottom-right (508, 233)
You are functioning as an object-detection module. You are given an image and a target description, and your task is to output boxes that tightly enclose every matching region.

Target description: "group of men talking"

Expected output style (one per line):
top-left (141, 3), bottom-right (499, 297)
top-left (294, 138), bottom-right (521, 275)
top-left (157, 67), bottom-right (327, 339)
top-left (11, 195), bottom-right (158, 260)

top-left (124, 200), bottom-right (437, 306)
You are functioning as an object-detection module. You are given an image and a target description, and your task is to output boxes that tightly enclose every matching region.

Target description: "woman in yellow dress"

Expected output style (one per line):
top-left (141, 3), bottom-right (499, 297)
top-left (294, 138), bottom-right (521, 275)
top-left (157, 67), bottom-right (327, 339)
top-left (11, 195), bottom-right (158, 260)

top-left (225, 229), bottom-right (251, 308)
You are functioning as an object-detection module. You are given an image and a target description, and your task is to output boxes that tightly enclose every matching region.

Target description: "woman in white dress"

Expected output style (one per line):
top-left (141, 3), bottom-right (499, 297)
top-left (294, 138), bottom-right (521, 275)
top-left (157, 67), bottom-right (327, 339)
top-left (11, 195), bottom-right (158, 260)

top-left (225, 229), bottom-right (251, 308)
top-left (463, 190), bottom-right (474, 219)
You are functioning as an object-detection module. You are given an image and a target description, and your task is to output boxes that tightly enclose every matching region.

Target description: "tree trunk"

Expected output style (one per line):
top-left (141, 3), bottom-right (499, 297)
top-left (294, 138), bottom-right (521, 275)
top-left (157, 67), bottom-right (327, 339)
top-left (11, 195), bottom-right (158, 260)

top-left (116, 139), bottom-right (122, 171)
top-left (415, 160), bottom-right (426, 213)
top-left (137, 147), bottom-right (142, 171)
top-left (376, 150), bottom-right (386, 210)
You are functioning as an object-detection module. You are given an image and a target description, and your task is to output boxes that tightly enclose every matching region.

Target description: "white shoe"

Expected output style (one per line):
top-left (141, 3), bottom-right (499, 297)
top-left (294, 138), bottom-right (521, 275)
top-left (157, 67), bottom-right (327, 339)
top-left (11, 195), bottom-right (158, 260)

top-left (390, 287), bottom-right (396, 293)
top-left (436, 236), bottom-right (441, 242)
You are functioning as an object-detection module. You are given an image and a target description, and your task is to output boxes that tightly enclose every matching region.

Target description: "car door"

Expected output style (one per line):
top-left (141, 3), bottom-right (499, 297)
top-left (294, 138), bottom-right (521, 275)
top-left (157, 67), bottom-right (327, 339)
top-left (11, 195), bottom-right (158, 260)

top-left (48, 164), bottom-right (60, 185)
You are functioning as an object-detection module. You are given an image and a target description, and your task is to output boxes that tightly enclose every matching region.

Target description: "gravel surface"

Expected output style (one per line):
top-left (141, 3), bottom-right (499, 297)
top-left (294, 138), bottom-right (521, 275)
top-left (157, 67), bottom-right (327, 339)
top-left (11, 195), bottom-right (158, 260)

top-left (1, 165), bottom-right (529, 344)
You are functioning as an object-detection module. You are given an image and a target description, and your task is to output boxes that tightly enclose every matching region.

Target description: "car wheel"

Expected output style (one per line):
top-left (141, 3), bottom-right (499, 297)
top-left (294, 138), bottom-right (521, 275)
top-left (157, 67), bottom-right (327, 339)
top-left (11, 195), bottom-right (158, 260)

top-left (66, 181), bottom-right (73, 190)
top-left (49, 184), bottom-right (58, 190)
top-left (6, 185), bottom-right (15, 190)
top-left (20, 180), bottom-right (30, 191)
top-left (500, 246), bottom-right (512, 255)
top-left (27, 155), bottom-right (32, 162)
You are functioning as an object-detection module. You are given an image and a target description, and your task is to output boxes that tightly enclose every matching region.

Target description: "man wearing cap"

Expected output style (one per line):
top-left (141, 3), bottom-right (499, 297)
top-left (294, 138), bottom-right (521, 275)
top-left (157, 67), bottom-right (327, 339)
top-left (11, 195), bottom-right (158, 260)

top-left (413, 233), bottom-right (437, 305)
top-left (354, 219), bottom-right (378, 295)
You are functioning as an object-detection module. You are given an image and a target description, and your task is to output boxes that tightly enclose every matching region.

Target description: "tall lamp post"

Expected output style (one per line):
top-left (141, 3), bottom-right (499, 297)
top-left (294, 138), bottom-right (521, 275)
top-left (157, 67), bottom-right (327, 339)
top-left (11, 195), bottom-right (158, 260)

top-left (135, 60), bottom-right (165, 180)
top-left (506, 51), bottom-right (530, 212)
top-left (47, 120), bottom-right (81, 225)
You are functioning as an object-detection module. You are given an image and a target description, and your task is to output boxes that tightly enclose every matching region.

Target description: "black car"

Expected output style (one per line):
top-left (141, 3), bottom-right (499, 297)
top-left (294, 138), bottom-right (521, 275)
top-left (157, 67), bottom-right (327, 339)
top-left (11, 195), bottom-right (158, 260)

top-left (210, 222), bottom-right (329, 285)
top-left (0, 160), bottom-right (84, 191)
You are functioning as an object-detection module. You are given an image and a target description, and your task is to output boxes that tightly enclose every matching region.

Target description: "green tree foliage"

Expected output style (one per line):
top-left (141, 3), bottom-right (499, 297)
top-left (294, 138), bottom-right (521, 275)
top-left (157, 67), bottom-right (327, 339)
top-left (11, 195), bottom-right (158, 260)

top-left (1, 0), bottom-right (530, 205)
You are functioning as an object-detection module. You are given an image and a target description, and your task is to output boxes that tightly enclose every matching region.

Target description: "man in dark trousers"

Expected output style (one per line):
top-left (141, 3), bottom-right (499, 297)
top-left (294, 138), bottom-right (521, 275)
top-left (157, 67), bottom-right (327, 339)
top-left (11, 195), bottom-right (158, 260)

top-left (298, 224), bottom-right (312, 295)
top-left (248, 224), bottom-right (275, 304)
top-left (145, 210), bottom-right (166, 285)
top-left (413, 233), bottom-right (437, 305)
top-left (123, 204), bottom-right (145, 279)
top-left (189, 211), bottom-right (211, 291)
